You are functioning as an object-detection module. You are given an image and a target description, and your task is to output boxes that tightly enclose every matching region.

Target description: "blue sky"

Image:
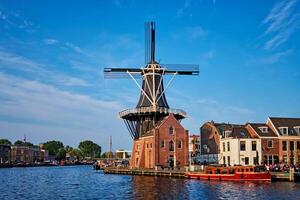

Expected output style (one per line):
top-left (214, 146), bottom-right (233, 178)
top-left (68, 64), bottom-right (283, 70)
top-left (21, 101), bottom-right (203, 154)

top-left (0, 0), bottom-right (299, 151)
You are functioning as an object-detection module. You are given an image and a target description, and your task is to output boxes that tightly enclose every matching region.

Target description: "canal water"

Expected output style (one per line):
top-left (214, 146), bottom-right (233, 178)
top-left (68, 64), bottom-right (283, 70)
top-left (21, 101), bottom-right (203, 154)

top-left (0, 165), bottom-right (299, 200)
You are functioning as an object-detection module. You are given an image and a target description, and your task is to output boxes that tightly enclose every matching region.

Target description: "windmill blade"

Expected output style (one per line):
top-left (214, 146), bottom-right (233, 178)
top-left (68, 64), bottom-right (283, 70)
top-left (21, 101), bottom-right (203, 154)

top-left (104, 68), bottom-right (142, 73)
top-left (104, 68), bottom-right (142, 79)
top-left (160, 64), bottom-right (200, 75)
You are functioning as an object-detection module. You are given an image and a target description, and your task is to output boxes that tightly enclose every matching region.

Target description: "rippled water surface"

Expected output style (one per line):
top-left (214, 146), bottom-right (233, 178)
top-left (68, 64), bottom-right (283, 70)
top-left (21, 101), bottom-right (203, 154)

top-left (0, 165), bottom-right (300, 200)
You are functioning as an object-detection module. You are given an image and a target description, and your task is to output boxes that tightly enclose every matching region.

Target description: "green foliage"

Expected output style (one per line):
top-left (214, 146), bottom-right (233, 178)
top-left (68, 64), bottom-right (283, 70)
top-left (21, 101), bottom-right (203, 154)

top-left (78, 140), bottom-right (101, 159)
top-left (0, 139), bottom-right (12, 145)
top-left (65, 145), bottom-right (73, 154)
top-left (42, 140), bottom-right (64, 156)
top-left (56, 148), bottom-right (66, 161)
top-left (14, 140), bottom-right (34, 147)
top-left (73, 148), bottom-right (83, 160)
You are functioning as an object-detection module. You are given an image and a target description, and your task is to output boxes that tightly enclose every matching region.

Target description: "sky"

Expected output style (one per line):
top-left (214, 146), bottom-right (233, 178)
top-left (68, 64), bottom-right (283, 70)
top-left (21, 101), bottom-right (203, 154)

top-left (0, 0), bottom-right (299, 151)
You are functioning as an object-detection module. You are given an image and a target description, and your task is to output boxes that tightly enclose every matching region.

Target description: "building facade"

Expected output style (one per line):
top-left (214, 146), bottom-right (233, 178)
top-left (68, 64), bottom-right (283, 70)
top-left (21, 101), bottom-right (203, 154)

top-left (267, 117), bottom-right (300, 165)
top-left (11, 146), bottom-right (48, 164)
top-left (0, 145), bottom-right (11, 164)
top-left (200, 121), bottom-right (225, 164)
top-left (200, 122), bottom-right (262, 166)
top-left (131, 114), bottom-right (189, 169)
top-left (220, 138), bottom-right (261, 166)
top-left (246, 123), bottom-right (279, 165)
top-left (189, 135), bottom-right (201, 163)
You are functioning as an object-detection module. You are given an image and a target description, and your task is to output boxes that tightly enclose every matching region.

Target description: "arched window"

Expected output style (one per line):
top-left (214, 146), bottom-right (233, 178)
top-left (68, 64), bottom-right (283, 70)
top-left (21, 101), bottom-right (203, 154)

top-left (169, 126), bottom-right (174, 135)
top-left (178, 140), bottom-right (182, 148)
top-left (169, 140), bottom-right (174, 151)
top-left (161, 140), bottom-right (166, 148)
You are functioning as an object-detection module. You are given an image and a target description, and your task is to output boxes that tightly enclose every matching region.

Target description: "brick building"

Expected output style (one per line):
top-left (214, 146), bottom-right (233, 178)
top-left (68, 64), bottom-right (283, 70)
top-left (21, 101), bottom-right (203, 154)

top-left (200, 121), bottom-right (241, 164)
top-left (131, 114), bottom-right (189, 169)
top-left (266, 117), bottom-right (300, 164)
top-left (200, 121), bottom-right (262, 166)
top-left (11, 146), bottom-right (49, 164)
top-left (246, 123), bottom-right (279, 165)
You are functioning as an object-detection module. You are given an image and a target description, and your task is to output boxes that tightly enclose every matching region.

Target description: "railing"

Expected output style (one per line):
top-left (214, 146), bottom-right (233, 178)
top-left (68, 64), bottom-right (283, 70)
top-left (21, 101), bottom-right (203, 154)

top-left (119, 106), bottom-right (186, 118)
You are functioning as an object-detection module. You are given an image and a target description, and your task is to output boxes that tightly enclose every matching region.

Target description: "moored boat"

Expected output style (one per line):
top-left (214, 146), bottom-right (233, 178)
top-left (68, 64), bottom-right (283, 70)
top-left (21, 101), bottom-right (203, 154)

top-left (185, 166), bottom-right (271, 182)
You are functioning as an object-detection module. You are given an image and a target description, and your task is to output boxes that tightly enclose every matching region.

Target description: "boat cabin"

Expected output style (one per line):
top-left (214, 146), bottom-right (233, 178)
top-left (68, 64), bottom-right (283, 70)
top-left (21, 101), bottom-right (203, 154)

top-left (206, 166), bottom-right (265, 174)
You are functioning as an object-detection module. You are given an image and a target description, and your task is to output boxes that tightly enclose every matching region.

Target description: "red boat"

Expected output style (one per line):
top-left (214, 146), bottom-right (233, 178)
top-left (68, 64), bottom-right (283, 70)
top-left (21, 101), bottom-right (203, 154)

top-left (185, 166), bottom-right (271, 182)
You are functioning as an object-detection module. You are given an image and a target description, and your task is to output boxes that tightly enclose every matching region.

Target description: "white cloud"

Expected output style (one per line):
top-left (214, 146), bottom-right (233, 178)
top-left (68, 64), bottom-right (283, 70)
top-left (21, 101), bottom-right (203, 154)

top-left (65, 42), bottom-right (83, 54)
top-left (0, 9), bottom-right (39, 33)
top-left (0, 48), bottom-right (90, 87)
top-left (177, 97), bottom-right (256, 134)
top-left (262, 0), bottom-right (299, 50)
top-left (44, 38), bottom-right (59, 45)
top-left (177, 0), bottom-right (191, 17)
top-left (186, 26), bottom-right (207, 39)
top-left (172, 26), bottom-right (207, 41)
top-left (259, 49), bottom-right (293, 64)
top-left (0, 72), bottom-right (130, 150)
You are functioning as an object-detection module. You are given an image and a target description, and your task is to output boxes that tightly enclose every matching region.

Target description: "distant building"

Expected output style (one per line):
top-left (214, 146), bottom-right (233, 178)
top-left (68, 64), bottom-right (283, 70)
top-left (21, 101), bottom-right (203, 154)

top-left (0, 145), bottom-right (11, 164)
top-left (266, 117), bottom-right (300, 165)
top-left (131, 114), bottom-right (189, 169)
top-left (11, 146), bottom-right (48, 164)
top-left (115, 149), bottom-right (131, 159)
top-left (188, 135), bottom-right (201, 163)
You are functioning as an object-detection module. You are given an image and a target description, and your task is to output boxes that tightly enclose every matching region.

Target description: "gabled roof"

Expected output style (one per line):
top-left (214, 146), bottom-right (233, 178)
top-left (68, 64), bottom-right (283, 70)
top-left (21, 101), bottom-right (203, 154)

top-left (229, 127), bottom-right (255, 138)
top-left (212, 122), bottom-right (256, 139)
top-left (213, 123), bottom-right (242, 136)
top-left (141, 113), bottom-right (183, 138)
top-left (248, 123), bottom-right (277, 137)
top-left (269, 117), bottom-right (300, 136)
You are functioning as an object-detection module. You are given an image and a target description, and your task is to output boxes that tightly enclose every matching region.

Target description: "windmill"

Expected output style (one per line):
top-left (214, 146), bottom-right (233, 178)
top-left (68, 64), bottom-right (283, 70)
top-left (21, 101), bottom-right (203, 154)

top-left (104, 22), bottom-right (199, 140)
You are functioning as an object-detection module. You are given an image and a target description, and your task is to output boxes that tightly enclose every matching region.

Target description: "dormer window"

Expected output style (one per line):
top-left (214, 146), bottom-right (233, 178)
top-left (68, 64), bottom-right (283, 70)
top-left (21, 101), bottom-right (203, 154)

top-left (294, 126), bottom-right (300, 135)
top-left (259, 126), bottom-right (268, 133)
top-left (224, 130), bottom-right (232, 138)
top-left (279, 127), bottom-right (288, 135)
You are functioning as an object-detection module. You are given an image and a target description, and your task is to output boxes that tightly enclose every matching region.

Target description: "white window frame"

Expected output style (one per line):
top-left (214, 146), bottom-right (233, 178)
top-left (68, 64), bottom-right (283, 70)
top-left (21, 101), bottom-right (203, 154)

top-left (294, 126), bottom-right (300, 135)
top-left (259, 126), bottom-right (268, 133)
top-left (224, 130), bottom-right (232, 138)
top-left (279, 127), bottom-right (288, 135)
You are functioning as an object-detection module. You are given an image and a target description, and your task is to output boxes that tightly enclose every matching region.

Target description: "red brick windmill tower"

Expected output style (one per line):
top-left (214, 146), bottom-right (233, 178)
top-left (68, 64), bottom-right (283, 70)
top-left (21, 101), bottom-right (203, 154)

top-left (104, 22), bottom-right (199, 168)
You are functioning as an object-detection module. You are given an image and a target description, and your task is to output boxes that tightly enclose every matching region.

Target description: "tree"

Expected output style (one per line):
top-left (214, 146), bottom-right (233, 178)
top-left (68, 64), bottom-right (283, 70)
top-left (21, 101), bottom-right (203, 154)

top-left (14, 140), bottom-right (35, 147)
top-left (42, 140), bottom-right (64, 156)
top-left (73, 148), bottom-right (83, 160)
top-left (78, 140), bottom-right (101, 159)
top-left (0, 139), bottom-right (12, 145)
top-left (56, 148), bottom-right (66, 161)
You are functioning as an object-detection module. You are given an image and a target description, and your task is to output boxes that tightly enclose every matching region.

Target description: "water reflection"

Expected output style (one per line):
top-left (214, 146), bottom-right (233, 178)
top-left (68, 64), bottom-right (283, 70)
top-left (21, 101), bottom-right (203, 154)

top-left (0, 166), bottom-right (300, 200)
top-left (131, 176), bottom-right (190, 200)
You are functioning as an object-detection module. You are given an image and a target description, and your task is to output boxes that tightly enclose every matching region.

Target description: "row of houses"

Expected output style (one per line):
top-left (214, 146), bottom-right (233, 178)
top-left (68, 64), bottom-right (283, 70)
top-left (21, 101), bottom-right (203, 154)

top-left (0, 145), bottom-right (49, 165)
top-left (200, 117), bottom-right (300, 166)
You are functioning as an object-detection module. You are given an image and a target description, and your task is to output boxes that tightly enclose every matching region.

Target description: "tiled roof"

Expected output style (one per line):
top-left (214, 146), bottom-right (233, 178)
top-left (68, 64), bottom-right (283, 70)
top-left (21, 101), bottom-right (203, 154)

top-left (230, 127), bottom-right (254, 138)
top-left (269, 117), bottom-right (300, 136)
top-left (248, 123), bottom-right (277, 137)
top-left (214, 123), bottom-right (242, 135)
top-left (214, 123), bottom-right (256, 138)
